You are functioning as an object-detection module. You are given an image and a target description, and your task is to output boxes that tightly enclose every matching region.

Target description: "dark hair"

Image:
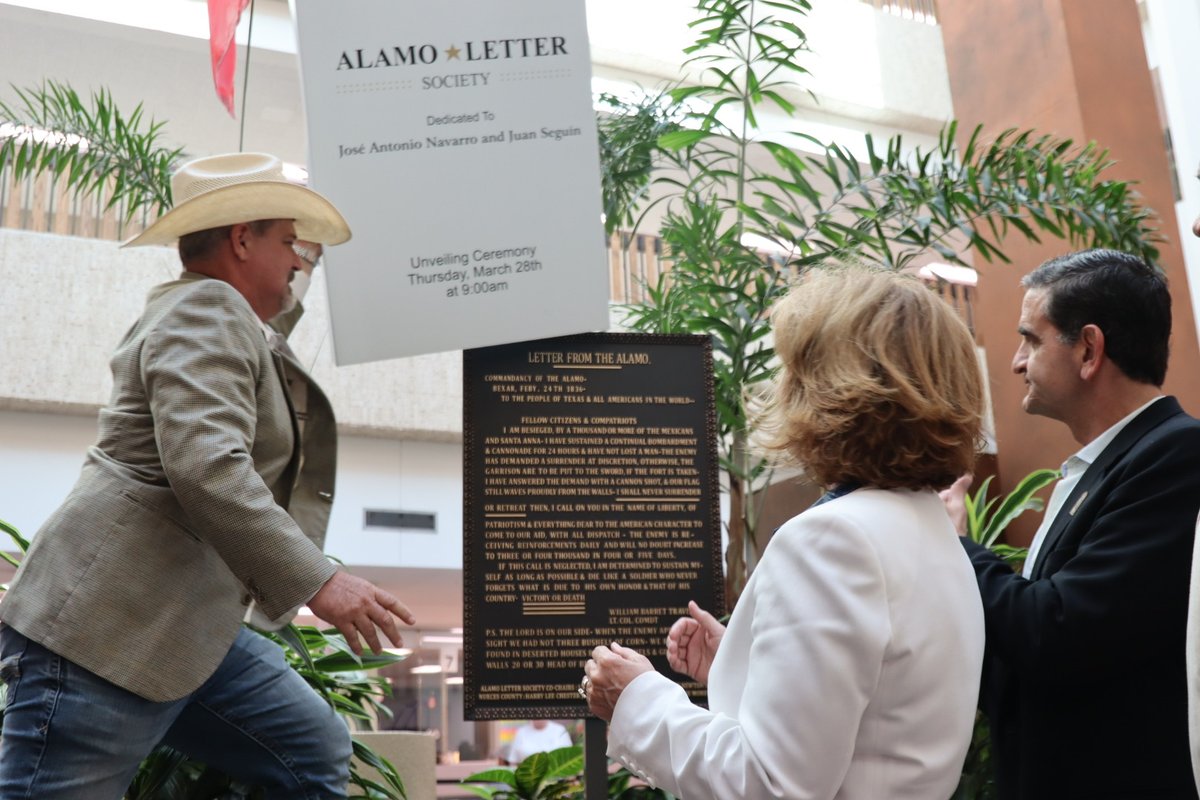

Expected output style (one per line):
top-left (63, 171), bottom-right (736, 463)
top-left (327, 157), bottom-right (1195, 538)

top-left (1022, 249), bottom-right (1170, 386)
top-left (178, 220), bottom-right (276, 264)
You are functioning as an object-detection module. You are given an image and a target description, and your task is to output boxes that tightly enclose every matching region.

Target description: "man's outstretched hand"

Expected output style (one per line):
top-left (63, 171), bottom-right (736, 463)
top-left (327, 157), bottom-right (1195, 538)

top-left (938, 473), bottom-right (973, 537)
top-left (308, 571), bottom-right (416, 655)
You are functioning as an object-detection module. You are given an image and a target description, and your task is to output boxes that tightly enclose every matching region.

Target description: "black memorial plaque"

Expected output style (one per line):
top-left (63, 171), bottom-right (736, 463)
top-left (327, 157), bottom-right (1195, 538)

top-left (462, 333), bottom-right (724, 719)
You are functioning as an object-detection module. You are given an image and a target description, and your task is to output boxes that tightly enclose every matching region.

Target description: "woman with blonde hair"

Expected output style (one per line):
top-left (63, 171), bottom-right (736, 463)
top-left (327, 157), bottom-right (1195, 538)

top-left (583, 266), bottom-right (986, 799)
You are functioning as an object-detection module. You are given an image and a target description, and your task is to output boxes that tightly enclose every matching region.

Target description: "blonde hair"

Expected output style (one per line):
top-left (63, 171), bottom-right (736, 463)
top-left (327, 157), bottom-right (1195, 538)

top-left (757, 266), bottom-right (983, 490)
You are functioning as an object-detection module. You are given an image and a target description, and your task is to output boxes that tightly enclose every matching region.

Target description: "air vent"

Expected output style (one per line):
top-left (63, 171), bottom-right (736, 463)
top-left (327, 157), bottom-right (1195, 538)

top-left (364, 510), bottom-right (436, 531)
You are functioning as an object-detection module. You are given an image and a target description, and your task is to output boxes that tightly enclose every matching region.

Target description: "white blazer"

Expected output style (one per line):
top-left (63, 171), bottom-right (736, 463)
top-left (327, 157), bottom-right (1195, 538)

top-left (1187, 511), bottom-right (1200, 795)
top-left (607, 488), bottom-right (984, 800)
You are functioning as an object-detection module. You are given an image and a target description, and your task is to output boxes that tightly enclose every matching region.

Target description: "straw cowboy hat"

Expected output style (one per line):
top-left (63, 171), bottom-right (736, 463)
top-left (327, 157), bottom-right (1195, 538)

top-left (124, 152), bottom-right (350, 247)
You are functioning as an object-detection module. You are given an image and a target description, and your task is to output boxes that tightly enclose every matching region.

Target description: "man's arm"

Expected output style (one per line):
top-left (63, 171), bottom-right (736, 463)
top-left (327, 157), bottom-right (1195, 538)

top-left (142, 281), bottom-right (334, 619)
top-left (309, 570), bottom-right (413, 655)
top-left (964, 422), bottom-right (1200, 684)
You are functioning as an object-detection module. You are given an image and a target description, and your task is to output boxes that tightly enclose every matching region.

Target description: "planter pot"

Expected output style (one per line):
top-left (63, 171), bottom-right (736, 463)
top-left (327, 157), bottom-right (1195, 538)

top-left (352, 730), bottom-right (437, 800)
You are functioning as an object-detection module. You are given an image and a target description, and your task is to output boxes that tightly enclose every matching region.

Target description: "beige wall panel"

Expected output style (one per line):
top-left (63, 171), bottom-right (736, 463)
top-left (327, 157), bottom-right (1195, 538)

top-left (0, 230), bottom-right (462, 439)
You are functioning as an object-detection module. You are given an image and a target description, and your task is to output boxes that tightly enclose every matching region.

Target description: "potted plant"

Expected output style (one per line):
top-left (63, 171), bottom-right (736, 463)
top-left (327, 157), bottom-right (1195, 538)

top-left (461, 746), bottom-right (672, 800)
top-left (600, 0), bottom-right (1160, 604)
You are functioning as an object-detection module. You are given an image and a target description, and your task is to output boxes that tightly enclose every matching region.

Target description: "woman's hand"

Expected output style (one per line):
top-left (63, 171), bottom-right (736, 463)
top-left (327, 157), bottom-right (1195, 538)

top-left (666, 600), bottom-right (725, 685)
top-left (583, 642), bottom-right (654, 722)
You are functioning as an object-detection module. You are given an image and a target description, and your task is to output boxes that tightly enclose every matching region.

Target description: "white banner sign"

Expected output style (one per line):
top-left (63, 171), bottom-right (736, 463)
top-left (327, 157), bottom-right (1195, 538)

top-left (294, 0), bottom-right (609, 365)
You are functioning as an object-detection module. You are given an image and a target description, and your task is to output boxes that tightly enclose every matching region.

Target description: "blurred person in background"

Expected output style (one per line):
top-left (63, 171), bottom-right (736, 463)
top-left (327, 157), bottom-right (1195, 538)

top-left (505, 720), bottom-right (573, 765)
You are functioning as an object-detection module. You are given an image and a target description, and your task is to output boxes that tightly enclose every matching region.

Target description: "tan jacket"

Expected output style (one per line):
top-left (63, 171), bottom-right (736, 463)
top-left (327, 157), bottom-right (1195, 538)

top-left (1, 273), bottom-right (337, 702)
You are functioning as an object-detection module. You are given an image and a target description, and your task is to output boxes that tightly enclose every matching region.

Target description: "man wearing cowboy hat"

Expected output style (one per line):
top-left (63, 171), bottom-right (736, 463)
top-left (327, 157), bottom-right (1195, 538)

top-left (0, 152), bottom-right (413, 799)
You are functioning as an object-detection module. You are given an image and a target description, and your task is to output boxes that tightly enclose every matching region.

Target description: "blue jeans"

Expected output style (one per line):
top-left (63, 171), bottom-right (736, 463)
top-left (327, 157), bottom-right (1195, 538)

top-left (0, 624), bottom-right (351, 799)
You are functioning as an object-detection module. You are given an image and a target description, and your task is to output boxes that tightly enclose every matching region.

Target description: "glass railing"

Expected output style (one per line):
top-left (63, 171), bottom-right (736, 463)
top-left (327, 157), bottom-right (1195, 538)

top-left (0, 165), bottom-right (151, 241)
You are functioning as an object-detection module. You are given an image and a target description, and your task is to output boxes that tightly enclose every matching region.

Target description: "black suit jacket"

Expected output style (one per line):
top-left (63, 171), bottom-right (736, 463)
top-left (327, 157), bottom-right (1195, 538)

top-left (963, 396), bottom-right (1200, 800)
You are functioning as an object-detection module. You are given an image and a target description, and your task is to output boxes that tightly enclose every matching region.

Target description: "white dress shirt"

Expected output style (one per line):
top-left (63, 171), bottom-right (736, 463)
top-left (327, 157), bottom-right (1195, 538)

top-left (508, 721), bottom-right (573, 764)
top-left (1022, 396), bottom-right (1163, 578)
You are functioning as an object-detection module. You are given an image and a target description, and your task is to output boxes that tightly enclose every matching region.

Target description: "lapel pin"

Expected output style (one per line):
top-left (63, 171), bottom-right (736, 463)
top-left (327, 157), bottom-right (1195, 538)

top-left (1069, 491), bottom-right (1088, 516)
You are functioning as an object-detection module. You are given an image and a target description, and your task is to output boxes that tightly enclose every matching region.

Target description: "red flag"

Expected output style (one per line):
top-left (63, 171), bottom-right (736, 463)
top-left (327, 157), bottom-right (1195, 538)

top-left (207, 0), bottom-right (250, 117)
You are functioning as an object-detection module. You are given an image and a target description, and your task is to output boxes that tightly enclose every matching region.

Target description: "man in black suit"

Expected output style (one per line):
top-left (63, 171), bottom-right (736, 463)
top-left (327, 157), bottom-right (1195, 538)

top-left (1185, 175), bottom-right (1200, 795)
top-left (958, 248), bottom-right (1200, 799)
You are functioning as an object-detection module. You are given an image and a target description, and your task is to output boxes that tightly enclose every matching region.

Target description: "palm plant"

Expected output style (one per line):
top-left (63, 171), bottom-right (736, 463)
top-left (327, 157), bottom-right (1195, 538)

top-left (621, 198), bottom-right (782, 587)
top-left (0, 80), bottom-right (182, 222)
top-left (612, 0), bottom-right (815, 597)
top-left (597, 91), bottom-right (683, 236)
top-left (602, 0), bottom-right (1161, 602)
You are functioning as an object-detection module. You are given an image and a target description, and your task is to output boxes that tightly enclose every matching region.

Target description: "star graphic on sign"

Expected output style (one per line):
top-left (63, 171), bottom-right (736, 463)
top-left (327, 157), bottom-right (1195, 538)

top-left (445, 44), bottom-right (461, 60)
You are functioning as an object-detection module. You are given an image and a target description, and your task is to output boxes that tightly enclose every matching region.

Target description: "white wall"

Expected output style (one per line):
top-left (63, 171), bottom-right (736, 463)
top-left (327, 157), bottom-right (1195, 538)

top-left (0, 0), bottom-right (955, 166)
top-left (1142, 0), bottom-right (1200, 344)
top-left (0, 2), bottom-right (309, 162)
top-left (0, 409), bottom-right (465, 571)
top-left (327, 437), bottom-right (463, 570)
top-left (586, 0), bottom-right (954, 136)
top-left (0, 410), bottom-right (95, 537)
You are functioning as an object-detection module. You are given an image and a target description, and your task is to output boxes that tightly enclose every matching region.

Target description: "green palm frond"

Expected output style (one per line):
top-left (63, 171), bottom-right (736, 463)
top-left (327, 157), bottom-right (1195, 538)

top-left (976, 468), bottom-right (1060, 549)
top-left (0, 80), bottom-right (182, 222)
top-left (965, 468), bottom-right (1059, 569)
